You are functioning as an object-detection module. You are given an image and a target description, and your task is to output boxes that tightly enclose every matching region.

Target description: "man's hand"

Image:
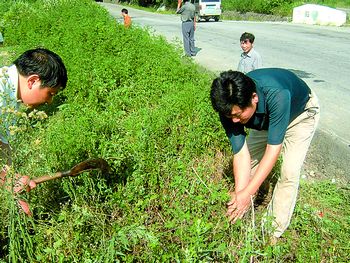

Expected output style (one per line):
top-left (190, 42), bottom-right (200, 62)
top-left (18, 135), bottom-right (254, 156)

top-left (13, 175), bottom-right (37, 216)
top-left (13, 175), bottom-right (37, 193)
top-left (1, 167), bottom-right (36, 193)
top-left (13, 176), bottom-right (37, 216)
top-left (17, 199), bottom-right (33, 216)
top-left (226, 190), bottom-right (252, 223)
top-left (1, 168), bottom-right (36, 216)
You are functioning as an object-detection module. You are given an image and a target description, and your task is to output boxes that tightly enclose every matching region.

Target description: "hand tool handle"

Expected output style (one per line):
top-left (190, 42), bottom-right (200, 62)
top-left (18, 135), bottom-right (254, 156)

top-left (32, 170), bottom-right (71, 184)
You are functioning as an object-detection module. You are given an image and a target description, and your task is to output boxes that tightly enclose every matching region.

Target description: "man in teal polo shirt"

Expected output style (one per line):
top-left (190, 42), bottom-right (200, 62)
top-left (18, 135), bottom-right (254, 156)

top-left (210, 68), bottom-right (320, 240)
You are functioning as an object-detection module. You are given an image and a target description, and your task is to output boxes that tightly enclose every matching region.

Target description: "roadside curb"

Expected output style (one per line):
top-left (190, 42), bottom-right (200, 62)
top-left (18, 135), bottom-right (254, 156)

top-left (305, 128), bottom-right (350, 182)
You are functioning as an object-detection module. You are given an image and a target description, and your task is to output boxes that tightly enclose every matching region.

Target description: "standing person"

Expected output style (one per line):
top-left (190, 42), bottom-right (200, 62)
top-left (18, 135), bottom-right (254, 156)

top-left (121, 8), bottom-right (132, 28)
top-left (237, 32), bottom-right (262, 74)
top-left (0, 48), bottom-right (68, 215)
top-left (176, 0), bottom-right (196, 57)
top-left (210, 68), bottom-right (320, 242)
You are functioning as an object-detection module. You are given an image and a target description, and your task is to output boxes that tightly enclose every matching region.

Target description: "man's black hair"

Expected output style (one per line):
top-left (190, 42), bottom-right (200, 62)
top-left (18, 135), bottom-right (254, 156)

top-left (210, 70), bottom-right (256, 116)
top-left (13, 48), bottom-right (67, 90)
top-left (121, 8), bottom-right (128, 14)
top-left (240, 32), bottom-right (255, 44)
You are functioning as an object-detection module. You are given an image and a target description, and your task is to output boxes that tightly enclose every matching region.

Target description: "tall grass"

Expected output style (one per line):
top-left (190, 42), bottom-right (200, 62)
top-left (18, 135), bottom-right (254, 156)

top-left (0, 0), bottom-right (349, 261)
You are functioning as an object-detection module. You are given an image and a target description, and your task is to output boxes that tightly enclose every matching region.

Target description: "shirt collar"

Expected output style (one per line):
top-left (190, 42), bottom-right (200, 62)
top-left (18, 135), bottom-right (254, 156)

top-left (254, 83), bottom-right (266, 114)
top-left (242, 48), bottom-right (254, 58)
top-left (7, 65), bottom-right (20, 101)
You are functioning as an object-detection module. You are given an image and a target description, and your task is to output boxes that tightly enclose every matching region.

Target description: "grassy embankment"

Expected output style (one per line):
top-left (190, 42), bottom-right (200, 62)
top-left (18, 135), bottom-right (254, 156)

top-left (0, 0), bottom-right (349, 261)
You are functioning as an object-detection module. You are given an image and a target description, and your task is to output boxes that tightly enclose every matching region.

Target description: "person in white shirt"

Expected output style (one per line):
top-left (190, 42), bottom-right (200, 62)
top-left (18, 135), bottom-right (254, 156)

top-left (0, 48), bottom-right (67, 215)
top-left (237, 32), bottom-right (262, 74)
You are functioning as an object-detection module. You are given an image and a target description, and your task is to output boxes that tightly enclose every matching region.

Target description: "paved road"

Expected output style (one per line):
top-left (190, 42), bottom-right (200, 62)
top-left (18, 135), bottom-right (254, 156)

top-left (100, 3), bottom-right (350, 177)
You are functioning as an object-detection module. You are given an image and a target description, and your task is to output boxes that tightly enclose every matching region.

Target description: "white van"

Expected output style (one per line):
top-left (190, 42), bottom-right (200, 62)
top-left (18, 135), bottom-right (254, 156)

top-left (192, 0), bottom-right (222, 22)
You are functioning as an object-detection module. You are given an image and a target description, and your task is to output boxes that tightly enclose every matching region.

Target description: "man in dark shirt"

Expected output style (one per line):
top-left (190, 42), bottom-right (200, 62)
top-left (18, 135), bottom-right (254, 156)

top-left (210, 68), bottom-right (320, 240)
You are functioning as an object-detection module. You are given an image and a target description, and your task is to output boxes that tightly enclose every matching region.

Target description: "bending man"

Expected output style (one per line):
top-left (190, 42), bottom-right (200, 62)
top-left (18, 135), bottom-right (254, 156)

top-left (210, 68), bottom-right (320, 239)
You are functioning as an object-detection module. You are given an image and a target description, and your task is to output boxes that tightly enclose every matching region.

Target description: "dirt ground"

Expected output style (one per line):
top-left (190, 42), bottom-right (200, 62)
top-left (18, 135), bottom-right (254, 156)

top-left (303, 129), bottom-right (350, 184)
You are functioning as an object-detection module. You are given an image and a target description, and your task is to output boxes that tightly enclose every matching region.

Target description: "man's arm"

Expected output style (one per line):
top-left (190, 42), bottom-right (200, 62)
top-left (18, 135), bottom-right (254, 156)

top-left (176, 5), bottom-right (184, 14)
top-left (245, 143), bottom-right (281, 195)
top-left (194, 13), bottom-right (196, 30)
top-left (177, 0), bottom-right (182, 10)
top-left (233, 140), bottom-right (251, 192)
top-left (226, 141), bottom-right (251, 221)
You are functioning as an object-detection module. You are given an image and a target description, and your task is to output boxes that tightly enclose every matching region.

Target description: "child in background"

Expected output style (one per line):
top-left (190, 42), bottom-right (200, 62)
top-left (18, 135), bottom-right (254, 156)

top-left (237, 32), bottom-right (262, 74)
top-left (121, 8), bottom-right (132, 28)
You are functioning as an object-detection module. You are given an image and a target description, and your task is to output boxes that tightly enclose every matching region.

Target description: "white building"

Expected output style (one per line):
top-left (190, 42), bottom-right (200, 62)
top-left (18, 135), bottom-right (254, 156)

top-left (292, 4), bottom-right (347, 26)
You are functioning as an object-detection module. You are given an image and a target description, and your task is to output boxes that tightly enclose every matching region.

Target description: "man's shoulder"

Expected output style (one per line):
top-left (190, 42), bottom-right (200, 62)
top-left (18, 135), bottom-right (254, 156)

top-left (248, 48), bottom-right (261, 58)
top-left (177, 6), bottom-right (185, 13)
top-left (248, 68), bottom-right (286, 78)
top-left (185, 2), bottom-right (196, 10)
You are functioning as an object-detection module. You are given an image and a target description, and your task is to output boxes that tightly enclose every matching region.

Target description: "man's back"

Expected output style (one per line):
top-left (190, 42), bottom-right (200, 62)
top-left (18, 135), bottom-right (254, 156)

top-left (177, 1), bottom-right (195, 21)
top-left (247, 68), bottom-right (310, 119)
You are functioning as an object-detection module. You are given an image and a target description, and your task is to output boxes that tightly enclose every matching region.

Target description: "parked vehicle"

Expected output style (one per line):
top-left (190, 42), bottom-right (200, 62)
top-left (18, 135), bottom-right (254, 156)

top-left (192, 0), bottom-right (221, 22)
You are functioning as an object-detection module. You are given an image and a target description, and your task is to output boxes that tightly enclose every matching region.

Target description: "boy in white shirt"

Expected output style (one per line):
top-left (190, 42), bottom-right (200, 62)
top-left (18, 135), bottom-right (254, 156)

top-left (237, 32), bottom-right (262, 74)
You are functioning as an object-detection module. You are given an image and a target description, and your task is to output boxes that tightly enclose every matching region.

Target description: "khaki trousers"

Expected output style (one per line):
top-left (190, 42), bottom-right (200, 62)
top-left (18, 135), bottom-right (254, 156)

top-left (247, 91), bottom-right (320, 237)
